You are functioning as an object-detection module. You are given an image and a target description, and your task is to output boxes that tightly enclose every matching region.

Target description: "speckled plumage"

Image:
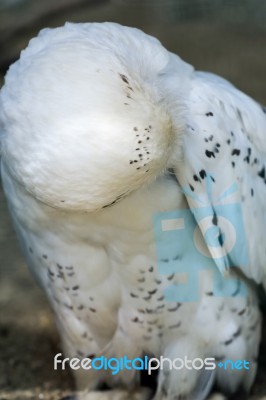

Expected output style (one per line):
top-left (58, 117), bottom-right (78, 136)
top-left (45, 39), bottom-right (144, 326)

top-left (173, 71), bottom-right (266, 285)
top-left (0, 22), bottom-right (263, 400)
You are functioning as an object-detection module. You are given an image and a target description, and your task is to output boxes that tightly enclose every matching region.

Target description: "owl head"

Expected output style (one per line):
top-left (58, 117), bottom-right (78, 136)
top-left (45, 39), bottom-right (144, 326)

top-left (0, 22), bottom-right (192, 211)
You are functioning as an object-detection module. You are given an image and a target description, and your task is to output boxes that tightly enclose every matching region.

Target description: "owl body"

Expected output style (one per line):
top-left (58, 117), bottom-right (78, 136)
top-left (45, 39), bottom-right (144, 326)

top-left (0, 22), bottom-right (264, 399)
top-left (1, 162), bottom-right (260, 398)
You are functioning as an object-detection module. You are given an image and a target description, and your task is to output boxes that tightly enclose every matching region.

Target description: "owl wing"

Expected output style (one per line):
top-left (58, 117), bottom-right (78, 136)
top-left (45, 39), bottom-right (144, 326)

top-left (175, 71), bottom-right (266, 284)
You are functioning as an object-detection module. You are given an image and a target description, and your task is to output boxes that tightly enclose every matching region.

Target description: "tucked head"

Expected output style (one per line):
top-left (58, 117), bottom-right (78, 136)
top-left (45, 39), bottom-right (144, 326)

top-left (0, 22), bottom-right (190, 211)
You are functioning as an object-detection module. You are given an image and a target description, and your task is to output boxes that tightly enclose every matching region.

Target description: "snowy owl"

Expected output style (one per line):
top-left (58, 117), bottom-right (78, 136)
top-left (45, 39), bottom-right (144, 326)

top-left (0, 22), bottom-right (263, 400)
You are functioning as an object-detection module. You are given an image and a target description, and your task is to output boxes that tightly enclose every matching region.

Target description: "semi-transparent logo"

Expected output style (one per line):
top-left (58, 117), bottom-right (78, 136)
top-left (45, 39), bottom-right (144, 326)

top-left (153, 175), bottom-right (248, 301)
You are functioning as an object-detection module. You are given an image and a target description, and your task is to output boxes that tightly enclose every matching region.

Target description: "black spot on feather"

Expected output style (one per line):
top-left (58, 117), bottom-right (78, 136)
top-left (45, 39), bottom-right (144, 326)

top-left (205, 150), bottom-right (215, 158)
top-left (119, 74), bottom-right (129, 84)
top-left (212, 212), bottom-right (218, 226)
top-left (199, 170), bottom-right (206, 179)
top-left (258, 166), bottom-right (265, 179)
top-left (232, 149), bottom-right (240, 156)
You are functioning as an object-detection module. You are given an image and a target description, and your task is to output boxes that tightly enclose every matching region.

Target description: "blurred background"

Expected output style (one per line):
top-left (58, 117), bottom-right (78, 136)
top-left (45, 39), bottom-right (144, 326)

top-left (0, 0), bottom-right (266, 399)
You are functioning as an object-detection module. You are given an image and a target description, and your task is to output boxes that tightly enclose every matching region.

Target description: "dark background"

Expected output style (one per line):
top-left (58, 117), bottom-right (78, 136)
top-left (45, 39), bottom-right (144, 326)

top-left (0, 1), bottom-right (266, 399)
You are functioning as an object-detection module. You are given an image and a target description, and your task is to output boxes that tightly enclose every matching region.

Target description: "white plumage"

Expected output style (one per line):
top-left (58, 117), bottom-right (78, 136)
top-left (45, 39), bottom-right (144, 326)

top-left (175, 71), bottom-right (266, 284)
top-left (0, 22), bottom-right (263, 400)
